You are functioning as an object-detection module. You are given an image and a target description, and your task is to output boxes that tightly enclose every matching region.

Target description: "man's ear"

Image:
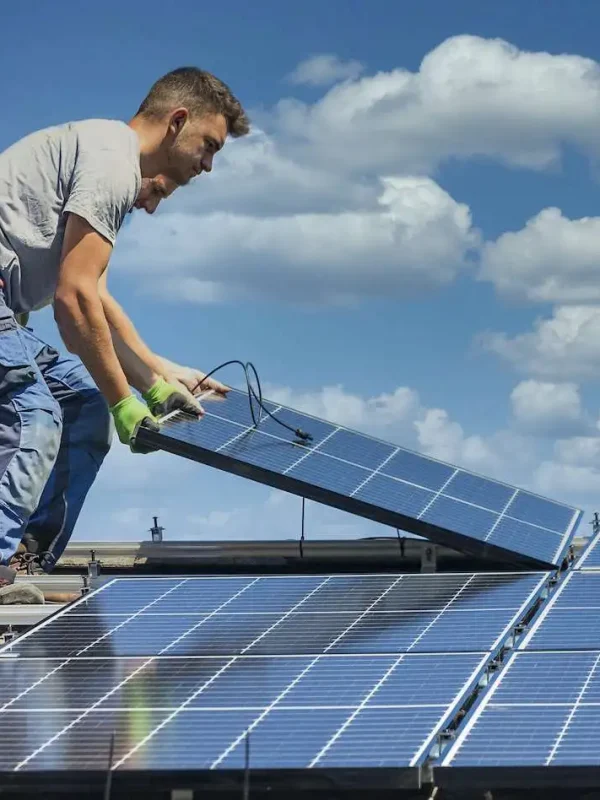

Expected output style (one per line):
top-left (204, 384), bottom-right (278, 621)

top-left (168, 108), bottom-right (188, 137)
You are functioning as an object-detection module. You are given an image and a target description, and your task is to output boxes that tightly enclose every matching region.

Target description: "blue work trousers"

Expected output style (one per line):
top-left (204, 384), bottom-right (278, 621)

top-left (0, 300), bottom-right (112, 571)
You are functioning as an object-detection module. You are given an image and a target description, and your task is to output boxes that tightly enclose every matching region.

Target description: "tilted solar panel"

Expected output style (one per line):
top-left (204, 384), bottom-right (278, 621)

top-left (0, 572), bottom-right (548, 790)
top-left (133, 389), bottom-right (582, 569)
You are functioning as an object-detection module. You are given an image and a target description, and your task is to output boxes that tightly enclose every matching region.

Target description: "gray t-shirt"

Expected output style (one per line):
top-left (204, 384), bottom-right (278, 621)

top-left (0, 119), bottom-right (141, 314)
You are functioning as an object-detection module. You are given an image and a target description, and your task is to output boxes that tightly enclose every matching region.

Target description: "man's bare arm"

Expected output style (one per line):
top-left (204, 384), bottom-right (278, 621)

top-left (53, 214), bottom-right (131, 408)
top-left (98, 275), bottom-right (202, 408)
top-left (98, 273), bottom-right (163, 394)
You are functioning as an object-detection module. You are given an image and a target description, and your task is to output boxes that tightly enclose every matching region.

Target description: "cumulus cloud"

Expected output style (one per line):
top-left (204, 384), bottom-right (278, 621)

top-left (91, 435), bottom-right (196, 492)
top-left (554, 436), bottom-right (600, 467)
top-left (117, 176), bottom-right (479, 306)
top-left (273, 34), bottom-right (600, 176)
top-left (111, 34), bottom-right (600, 311)
top-left (533, 461), bottom-right (600, 503)
top-left (161, 128), bottom-right (377, 218)
top-left (541, 436), bottom-right (600, 509)
top-left (287, 54), bottom-right (365, 86)
top-left (509, 380), bottom-right (592, 437)
top-left (479, 306), bottom-right (600, 380)
top-left (479, 208), bottom-right (600, 304)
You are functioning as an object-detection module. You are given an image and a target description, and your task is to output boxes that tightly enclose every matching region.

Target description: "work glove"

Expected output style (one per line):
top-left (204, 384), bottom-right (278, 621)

top-left (142, 377), bottom-right (203, 418)
top-left (110, 395), bottom-right (160, 453)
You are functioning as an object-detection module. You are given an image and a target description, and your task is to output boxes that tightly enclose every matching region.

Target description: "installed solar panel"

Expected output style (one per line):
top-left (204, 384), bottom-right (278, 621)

top-left (0, 572), bottom-right (547, 786)
top-left (517, 571), bottom-right (600, 652)
top-left (439, 650), bottom-right (600, 770)
top-left (575, 532), bottom-right (600, 569)
top-left (133, 389), bottom-right (582, 569)
top-left (2, 573), bottom-right (547, 658)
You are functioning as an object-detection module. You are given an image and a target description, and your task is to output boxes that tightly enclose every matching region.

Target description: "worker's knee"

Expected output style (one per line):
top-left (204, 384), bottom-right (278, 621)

top-left (38, 354), bottom-right (113, 464)
top-left (0, 404), bottom-right (62, 524)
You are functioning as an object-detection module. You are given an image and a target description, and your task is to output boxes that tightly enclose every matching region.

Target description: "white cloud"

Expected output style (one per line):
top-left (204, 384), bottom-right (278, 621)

top-left (113, 35), bottom-right (600, 311)
top-left (530, 433), bottom-right (600, 510)
top-left (479, 306), bottom-right (600, 380)
top-left (117, 176), bottom-right (479, 306)
top-left (158, 127), bottom-right (376, 218)
top-left (509, 380), bottom-right (592, 437)
top-left (479, 208), bottom-right (600, 304)
top-left (287, 54), bottom-right (364, 86)
top-left (273, 34), bottom-right (600, 176)
top-left (533, 461), bottom-right (600, 501)
top-left (91, 435), bottom-right (195, 492)
top-left (555, 436), bottom-right (600, 466)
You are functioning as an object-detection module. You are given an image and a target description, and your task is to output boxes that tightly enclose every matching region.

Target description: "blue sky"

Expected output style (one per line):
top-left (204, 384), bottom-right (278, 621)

top-left (3, 0), bottom-right (600, 546)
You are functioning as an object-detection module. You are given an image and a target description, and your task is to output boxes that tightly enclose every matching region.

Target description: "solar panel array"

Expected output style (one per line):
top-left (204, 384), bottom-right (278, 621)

top-left (1, 381), bottom-right (591, 790)
top-left (0, 572), bottom-right (548, 779)
top-left (134, 389), bottom-right (582, 569)
top-left (439, 569), bottom-right (600, 774)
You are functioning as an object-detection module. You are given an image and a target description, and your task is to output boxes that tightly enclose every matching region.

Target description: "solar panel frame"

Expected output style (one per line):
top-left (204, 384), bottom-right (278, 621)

top-left (132, 390), bottom-right (582, 570)
top-left (0, 572), bottom-right (550, 793)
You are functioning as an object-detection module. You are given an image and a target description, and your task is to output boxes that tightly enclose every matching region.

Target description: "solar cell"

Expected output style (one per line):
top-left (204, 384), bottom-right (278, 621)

top-left (518, 571), bottom-right (600, 652)
top-left (133, 389), bottom-right (582, 569)
top-left (0, 571), bottom-right (547, 784)
top-left (439, 650), bottom-right (600, 770)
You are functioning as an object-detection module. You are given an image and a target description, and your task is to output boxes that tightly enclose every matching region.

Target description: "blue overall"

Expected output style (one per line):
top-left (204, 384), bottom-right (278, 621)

top-left (0, 297), bottom-right (112, 571)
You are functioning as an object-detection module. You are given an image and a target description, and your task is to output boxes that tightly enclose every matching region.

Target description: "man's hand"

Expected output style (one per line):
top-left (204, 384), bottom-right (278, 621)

top-left (158, 358), bottom-right (230, 397)
top-left (143, 377), bottom-right (204, 418)
top-left (110, 395), bottom-right (160, 453)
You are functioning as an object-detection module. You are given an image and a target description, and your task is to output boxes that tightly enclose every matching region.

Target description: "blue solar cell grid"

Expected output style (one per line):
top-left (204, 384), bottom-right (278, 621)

top-left (440, 650), bottom-right (600, 768)
top-left (438, 568), bottom-right (600, 773)
top-left (516, 570), bottom-right (600, 652)
top-left (138, 388), bottom-right (582, 569)
top-left (0, 572), bottom-right (549, 775)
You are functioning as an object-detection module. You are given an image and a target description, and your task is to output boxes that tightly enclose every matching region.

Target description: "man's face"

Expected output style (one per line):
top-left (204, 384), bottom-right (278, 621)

top-left (133, 175), bottom-right (178, 214)
top-left (163, 111), bottom-right (227, 186)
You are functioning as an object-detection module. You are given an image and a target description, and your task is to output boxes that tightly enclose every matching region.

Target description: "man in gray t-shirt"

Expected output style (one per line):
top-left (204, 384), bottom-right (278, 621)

top-left (0, 67), bottom-right (249, 591)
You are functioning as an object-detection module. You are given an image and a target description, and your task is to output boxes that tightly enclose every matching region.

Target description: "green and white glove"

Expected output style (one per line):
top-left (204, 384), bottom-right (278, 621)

top-left (142, 377), bottom-right (203, 418)
top-left (110, 395), bottom-right (159, 453)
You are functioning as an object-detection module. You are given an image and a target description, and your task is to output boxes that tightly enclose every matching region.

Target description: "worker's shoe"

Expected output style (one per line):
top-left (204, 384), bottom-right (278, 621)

top-left (9, 543), bottom-right (55, 576)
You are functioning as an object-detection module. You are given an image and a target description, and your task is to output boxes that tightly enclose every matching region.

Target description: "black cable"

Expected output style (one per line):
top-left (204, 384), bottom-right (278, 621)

top-left (191, 360), bottom-right (313, 443)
